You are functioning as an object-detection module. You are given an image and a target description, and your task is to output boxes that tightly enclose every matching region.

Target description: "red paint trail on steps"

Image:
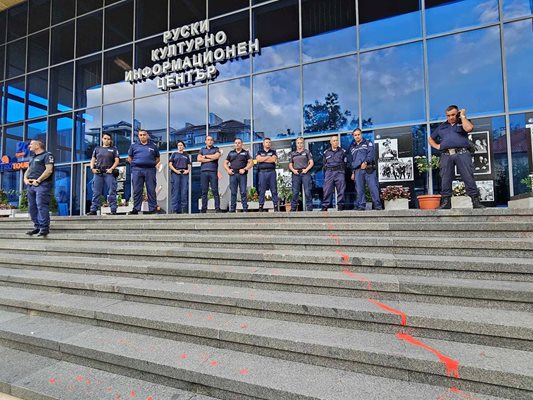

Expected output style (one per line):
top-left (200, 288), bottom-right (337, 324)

top-left (342, 269), bottom-right (373, 291)
top-left (368, 298), bottom-right (407, 326)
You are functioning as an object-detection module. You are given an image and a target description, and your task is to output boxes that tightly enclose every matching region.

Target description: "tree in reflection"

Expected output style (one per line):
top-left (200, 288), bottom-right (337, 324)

top-left (304, 92), bottom-right (357, 133)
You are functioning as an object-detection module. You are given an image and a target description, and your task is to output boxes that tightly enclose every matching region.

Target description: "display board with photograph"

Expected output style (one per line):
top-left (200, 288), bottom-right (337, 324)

top-left (376, 137), bottom-right (414, 183)
top-left (454, 131), bottom-right (492, 177)
top-left (452, 179), bottom-right (494, 202)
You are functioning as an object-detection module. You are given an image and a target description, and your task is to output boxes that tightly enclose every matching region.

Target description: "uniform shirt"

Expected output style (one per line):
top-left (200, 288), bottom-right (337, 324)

top-left (256, 148), bottom-right (277, 170)
top-left (27, 151), bottom-right (54, 181)
top-left (430, 121), bottom-right (470, 150)
top-left (128, 141), bottom-right (160, 168)
top-left (349, 139), bottom-right (375, 170)
top-left (226, 149), bottom-right (251, 171)
top-left (323, 147), bottom-right (347, 169)
top-left (92, 146), bottom-right (119, 169)
top-left (169, 151), bottom-right (191, 170)
top-left (289, 149), bottom-right (311, 171)
top-left (199, 146), bottom-right (220, 172)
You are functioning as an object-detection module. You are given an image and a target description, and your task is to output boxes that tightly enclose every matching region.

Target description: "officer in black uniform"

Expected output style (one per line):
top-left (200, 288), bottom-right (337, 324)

top-left (322, 136), bottom-right (348, 211)
top-left (288, 137), bottom-right (314, 211)
top-left (224, 138), bottom-right (253, 212)
top-left (87, 132), bottom-right (120, 215)
top-left (256, 138), bottom-right (278, 212)
top-left (169, 140), bottom-right (191, 214)
top-left (24, 140), bottom-right (54, 237)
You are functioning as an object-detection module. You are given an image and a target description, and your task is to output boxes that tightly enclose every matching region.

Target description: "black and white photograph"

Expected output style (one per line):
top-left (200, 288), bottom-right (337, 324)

top-left (276, 148), bottom-right (292, 164)
top-left (378, 157), bottom-right (414, 182)
top-left (473, 154), bottom-right (490, 173)
top-left (376, 138), bottom-right (398, 159)
top-left (468, 131), bottom-right (490, 154)
top-left (477, 180), bottom-right (495, 202)
top-left (455, 131), bottom-right (492, 176)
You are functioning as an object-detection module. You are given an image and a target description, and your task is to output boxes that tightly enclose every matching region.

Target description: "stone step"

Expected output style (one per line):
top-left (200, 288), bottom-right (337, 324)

top-left (0, 311), bottom-right (522, 399)
top-left (0, 268), bottom-right (530, 347)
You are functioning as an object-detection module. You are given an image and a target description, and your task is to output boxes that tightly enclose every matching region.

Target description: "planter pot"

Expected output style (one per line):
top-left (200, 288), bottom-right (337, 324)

top-left (384, 198), bottom-right (409, 210)
top-left (284, 203), bottom-right (292, 212)
top-left (101, 204), bottom-right (133, 214)
top-left (451, 196), bottom-right (472, 209)
top-left (417, 194), bottom-right (441, 210)
top-left (0, 209), bottom-right (13, 217)
top-left (508, 192), bottom-right (533, 209)
top-left (238, 201), bottom-right (273, 211)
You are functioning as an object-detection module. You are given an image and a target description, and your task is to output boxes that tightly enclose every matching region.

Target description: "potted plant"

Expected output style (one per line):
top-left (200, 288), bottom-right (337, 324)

top-left (451, 182), bottom-right (472, 209)
top-left (0, 189), bottom-right (16, 217)
top-left (277, 172), bottom-right (293, 212)
top-left (380, 185), bottom-right (410, 210)
top-left (508, 173), bottom-right (533, 209)
top-left (414, 155), bottom-right (441, 209)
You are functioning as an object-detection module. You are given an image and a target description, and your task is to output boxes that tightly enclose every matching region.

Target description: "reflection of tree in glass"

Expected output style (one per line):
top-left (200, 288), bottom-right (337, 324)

top-left (304, 93), bottom-right (356, 133)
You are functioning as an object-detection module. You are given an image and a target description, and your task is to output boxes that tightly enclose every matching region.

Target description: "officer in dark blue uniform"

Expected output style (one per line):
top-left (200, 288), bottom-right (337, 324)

top-left (255, 138), bottom-right (278, 212)
top-left (224, 138), bottom-right (253, 212)
top-left (87, 132), bottom-right (120, 215)
top-left (198, 135), bottom-right (222, 213)
top-left (24, 140), bottom-right (54, 237)
top-left (169, 140), bottom-right (191, 214)
top-left (349, 129), bottom-right (382, 211)
top-left (322, 135), bottom-right (347, 211)
top-left (289, 137), bottom-right (314, 212)
top-left (429, 105), bottom-right (485, 209)
top-left (127, 130), bottom-right (160, 214)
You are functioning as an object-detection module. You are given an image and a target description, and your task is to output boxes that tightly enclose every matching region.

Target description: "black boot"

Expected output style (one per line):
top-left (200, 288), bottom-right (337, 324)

top-left (471, 195), bottom-right (486, 209)
top-left (438, 196), bottom-right (451, 209)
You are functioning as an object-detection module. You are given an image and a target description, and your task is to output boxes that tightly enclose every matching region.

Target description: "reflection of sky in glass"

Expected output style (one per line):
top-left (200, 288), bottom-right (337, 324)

top-left (86, 87), bottom-right (102, 109)
top-left (52, 116), bottom-right (73, 163)
top-left (134, 79), bottom-right (160, 98)
top-left (361, 42), bottom-right (425, 127)
top-left (503, 0), bottom-right (533, 19)
top-left (504, 19), bottom-right (533, 111)
top-left (427, 27), bottom-right (504, 120)
top-left (253, 40), bottom-right (299, 72)
top-left (103, 101), bottom-right (131, 126)
top-left (135, 94), bottom-right (168, 132)
top-left (27, 119), bottom-right (47, 141)
top-left (209, 77), bottom-right (250, 125)
top-left (28, 92), bottom-right (48, 119)
top-left (360, 10), bottom-right (421, 49)
top-left (169, 85), bottom-right (206, 149)
top-left (214, 58), bottom-right (251, 81)
top-left (302, 27), bottom-right (356, 61)
top-left (104, 81), bottom-right (133, 104)
top-left (253, 67), bottom-right (301, 139)
top-left (75, 107), bottom-right (101, 162)
top-left (426, 0), bottom-right (499, 36)
top-left (6, 85), bottom-right (25, 123)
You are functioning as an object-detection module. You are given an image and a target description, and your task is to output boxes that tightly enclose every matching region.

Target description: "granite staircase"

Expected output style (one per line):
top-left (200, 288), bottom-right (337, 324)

top-left (0, 209), bottom-right (531, 400)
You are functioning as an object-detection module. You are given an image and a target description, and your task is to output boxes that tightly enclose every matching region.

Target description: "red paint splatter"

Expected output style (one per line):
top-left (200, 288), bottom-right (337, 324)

top-left (180, 353), bottom-right (188, 359)
top-left (115, 395), bottom-right (122, 400)
top-left (335, 250), bottom-right (349, 265)
top-left (450, 387), bottom-right (479, 399)
top-left (207, 315), bottom-right (214, 321)
top-left (200, 352), bottom-right (209, 361)
top-left (146, 397), bottom-right (153, 400)
top-left (85, 379), bottom-right (91, 385)
top-left (368, 298), bottom-right (407, 326)
top-left (396, 333), bottom-right (460, 378)
top-left (240, 324), bottom-right (248, 329)
top-left (107, 386), bottom-right (113, 392)
top-left (130, 390), bottom-right (136, 397)
top-left (49, 378), bottom-right (56, 384)
top-left (210, 360), bottom-right (219, 366)
top-left (239, 368), bottom-right (249, 375)
top-left (329, 234), bottom-right (340, 245)
top-left (343, 269), bottom-right (373, 290)
top-left (75, 375), bottom-right (83, 382)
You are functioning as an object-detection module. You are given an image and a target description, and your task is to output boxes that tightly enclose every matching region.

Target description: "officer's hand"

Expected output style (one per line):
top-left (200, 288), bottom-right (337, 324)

top-left (459, 108), bottom-right (467, 117)
top-left (228, 170), bottom-right (234, 175)
top-left (106, 168), bottom-right (113, 174)
top-left (293, 170), bottom-right (299, 175)
top-left (32, 180), bottom-right (40, 187)
top-left (183, 170), bottom-right (189, 175)
top-left (91, 168), bottom-right (98, 174)
top-left (351, 173), bottom-right (355, 181)
top-left (361, 162), bottom-right (367, 170)
top-left (239, 169), bottom-right (245, 175)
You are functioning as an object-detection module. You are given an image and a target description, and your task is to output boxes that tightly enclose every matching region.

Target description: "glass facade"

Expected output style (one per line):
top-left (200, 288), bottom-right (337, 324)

top-left (0, 0), bottom-right (532, 213)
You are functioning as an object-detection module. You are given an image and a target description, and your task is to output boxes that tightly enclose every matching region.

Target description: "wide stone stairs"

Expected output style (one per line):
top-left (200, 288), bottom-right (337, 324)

top-left (0, 209), bottom-right (531, 400)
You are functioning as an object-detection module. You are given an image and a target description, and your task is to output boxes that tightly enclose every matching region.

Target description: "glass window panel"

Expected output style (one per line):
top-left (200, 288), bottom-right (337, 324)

top-left (425, 0), bottom-right (499, 36)
top-left (208, 0), bottom-right (249, 18)
top-left (0, 13), bottom-right (6, 44)
top-left (48, 113), bottom-right (73, 163)
top-left (504, 19), bottom-right (533, 112)
top-left (134, 95), bottom-right (167, 150)
top-left (361, 42), bottom-right (425, 127)
top-left (252, 0), bottom-right (299, 72)
top-left (75, 54), bottom-right (102, 109)
top-left (52, 0), bottom-right (75, 25)
top-left (28, 31), bottom-right (50, 72)
top-left (1, 169), bottom-right (21, 205)
top-left (27, 118), bottom-right (48, 144)
top-left (29, 0), bottom-right (51, 33)
top-left (103, 101), bottom-right (132, 155)
top-left (50, 62), bottom-right (73, 113)
top-left (76, 11), bottom-right (103, 57)
top-left (103, 45), bottom-right (133, 103)
top-left (303, 56), bottom-right (358, 135)
top-left (427, 27), bottom-right (504, 120)
top-left (210, 11), bottom-right (250, 80)
top-left (4, 124), bottom-right (24, 155)
top-left (77, 0), bottom-right (103, 15)
top-left (302, 0), bottom-right (356, 61)
top-left (134, 37), bottom-right (161, 97)
top-left (169, 85), bottom-right (206, 151)
top-left (74, 107), bottom-right (101, 161)
top-left (51, 21), bottom-right (74, 65)
top-left (0, 83), bottom-right (4, 123)
top-left (503, 0), bottom-right (533, 19)
top-left (26, 70), bottom-right (49, 119)
top-left (104, 0), bottom-right (133, 49)
top-left (106, 0), bottom-right (122, 4)
top-left (5, 78), bottom-right (25, 123)
top-left (136, 0), bottom-right (168, 40)
top-left (208, 77), bottom-right (251, 146)
top-left (7, 3), bottom-right (27, 41)
top-left (71, 163), bottom-right (81, 215)
top-left (0, 45), bottom-right (5, 81)
top-left (170, 0), bottom-right (206, 28)
top-left (509, 112), bottom-right (533, 195)
top-left (54, 165), bottom-right (71, 214)
top-left (359, 0), bottom-right (421, 49)
top-left (253, 67), bottom-right (300, 141)
top-left (6, 39), bottom-right (26, 79)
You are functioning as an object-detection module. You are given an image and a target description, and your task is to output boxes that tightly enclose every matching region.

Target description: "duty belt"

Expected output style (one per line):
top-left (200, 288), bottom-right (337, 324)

top-left (443, 147), bottom-right (468, 155)
top-left (257, 169), bottom-right (275, 172)
top-left (325, 166), bottom-right (345, 171)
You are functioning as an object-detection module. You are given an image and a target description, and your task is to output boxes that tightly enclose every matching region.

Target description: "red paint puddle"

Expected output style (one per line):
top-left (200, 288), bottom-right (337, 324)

top-left (210, 360), bottom-right (219, 366)
top-left (396, 333), bottom-right (460, 378)
top-left (368, 298), bottom-right (407, 326)
top-left (343, 269), bottom-right (373, 290)
top-left (239, 368), bottom-right (249, 375)
top-left (335, 250), bottom-right (349, 265)
top-left (180, 353), bottom-right (188, 359)
top-left (48, 378), bottom-right (56, 384)
top-left (130, 390), bottom-right (136, 397)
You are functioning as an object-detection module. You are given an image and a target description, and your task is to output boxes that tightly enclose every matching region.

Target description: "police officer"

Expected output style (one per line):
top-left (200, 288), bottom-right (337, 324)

top-left (322, 136), bottom-right (347, 211)
top-left (349, 128), bottom-right (382, 211)
top-left (429, 105), bottom-right (485, 209)
top-left (127, 130), bottom-right (160, 215)
top-left (224, 138), bottom-right (253, 213)
top-left (256, 138), bottom-right (278, 212)
top-left (87, 132), bottom-right (120, 215)
top-left (288, 137), bottom-right (314, 212)
top-left (198, 136), bottom-right (222, 213)
top-left (169, 140), bottom-right (191, 214)
top-left (24, 140), bottom-right (54, 237)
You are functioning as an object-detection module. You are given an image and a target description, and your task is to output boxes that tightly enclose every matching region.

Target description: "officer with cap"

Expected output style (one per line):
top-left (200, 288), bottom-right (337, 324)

top-left (429, 105), bottom-right (485, 209)
top-left (224, 138), bottom-right (253, 212)
top-left (349, 128), bottom-right (382, 211)
top-left (255, 138), bottom-right (278, 212)
top-left (321, 135), bottom-right (347, 211)
top-left (127, 129), bottom-right (160, 214)
top-left (24, 140), bottom-right (54, 237)
top-left (87, 132), bottom-right (120, 215)
top-left (198, 135), bottom-right (222, 213)
top-left (169, 140), bottom-right (191, 214)
top-left (288, 137), bottom-right (314, 212)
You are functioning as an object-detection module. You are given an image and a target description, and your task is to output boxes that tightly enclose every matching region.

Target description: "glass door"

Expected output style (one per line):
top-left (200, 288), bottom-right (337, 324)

top-left (305, 135), bottom-right (338, 210)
